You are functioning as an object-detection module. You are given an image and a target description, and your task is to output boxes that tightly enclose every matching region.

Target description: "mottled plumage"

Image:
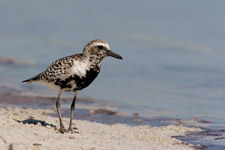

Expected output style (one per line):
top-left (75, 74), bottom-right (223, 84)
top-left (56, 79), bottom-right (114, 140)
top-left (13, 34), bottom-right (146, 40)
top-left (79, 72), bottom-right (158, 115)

top-left (23, 39), bottom-right (123, 133)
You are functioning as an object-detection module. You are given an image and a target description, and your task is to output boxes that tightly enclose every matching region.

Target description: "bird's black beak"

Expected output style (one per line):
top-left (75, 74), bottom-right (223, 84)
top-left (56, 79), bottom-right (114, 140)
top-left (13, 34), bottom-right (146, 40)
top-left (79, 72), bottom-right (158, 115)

top-left (107, 50), bottom-right (123, 59)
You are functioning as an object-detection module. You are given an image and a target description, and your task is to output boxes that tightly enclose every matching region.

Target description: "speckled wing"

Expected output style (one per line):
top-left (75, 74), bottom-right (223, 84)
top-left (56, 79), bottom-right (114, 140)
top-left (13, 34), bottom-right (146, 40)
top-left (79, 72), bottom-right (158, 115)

top-left (22, 54), bottom-right (82, 83)
top-left (42, 54), bottom-right (82, 81)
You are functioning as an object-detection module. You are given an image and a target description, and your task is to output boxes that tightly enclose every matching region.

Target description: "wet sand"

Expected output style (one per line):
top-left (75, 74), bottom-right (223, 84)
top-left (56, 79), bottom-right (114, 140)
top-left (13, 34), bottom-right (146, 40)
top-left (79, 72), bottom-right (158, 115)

top-left (0, 107), bottom-right (201, 150)
top-left (0, 56), bottom-right (35, 66)
top-left (0, 83), bottom-right (204, 150)
top-left (1, 83), bottom-right (225, 149)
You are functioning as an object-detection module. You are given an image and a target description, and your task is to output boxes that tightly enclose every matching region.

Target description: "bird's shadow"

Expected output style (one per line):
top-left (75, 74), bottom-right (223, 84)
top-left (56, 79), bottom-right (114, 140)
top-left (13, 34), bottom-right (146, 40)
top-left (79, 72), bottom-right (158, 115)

top-left (17, 117), bottom-right (56, 128)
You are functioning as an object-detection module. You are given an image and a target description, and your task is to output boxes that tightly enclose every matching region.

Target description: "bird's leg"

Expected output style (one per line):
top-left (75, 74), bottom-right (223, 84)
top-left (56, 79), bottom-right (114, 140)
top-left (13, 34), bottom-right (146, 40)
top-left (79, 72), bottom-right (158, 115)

top-left (68, 91), bottom-right (78, 131)
top-left (56, 90), bottom-right (67, 133)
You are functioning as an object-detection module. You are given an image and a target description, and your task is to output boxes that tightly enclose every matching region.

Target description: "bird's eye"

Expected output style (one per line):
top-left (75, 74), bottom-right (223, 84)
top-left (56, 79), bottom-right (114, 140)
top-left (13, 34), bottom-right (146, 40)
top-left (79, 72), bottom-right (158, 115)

top-left (97, 45), bottom-right (104, 50)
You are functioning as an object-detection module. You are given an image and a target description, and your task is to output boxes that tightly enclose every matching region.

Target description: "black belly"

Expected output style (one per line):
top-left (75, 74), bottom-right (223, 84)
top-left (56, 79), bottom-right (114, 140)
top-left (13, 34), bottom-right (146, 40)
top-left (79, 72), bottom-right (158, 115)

top-left (54, 68), bottom-right (100, 91)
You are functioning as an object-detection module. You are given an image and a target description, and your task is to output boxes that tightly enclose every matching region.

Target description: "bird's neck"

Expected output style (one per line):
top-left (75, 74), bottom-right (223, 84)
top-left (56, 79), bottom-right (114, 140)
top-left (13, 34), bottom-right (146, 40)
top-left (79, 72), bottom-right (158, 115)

top-left (82, 54), bottom-right (102, 70)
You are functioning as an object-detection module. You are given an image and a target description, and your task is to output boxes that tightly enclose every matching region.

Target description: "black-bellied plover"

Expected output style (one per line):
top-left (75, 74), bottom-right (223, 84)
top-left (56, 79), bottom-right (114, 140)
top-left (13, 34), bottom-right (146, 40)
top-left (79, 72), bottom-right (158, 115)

top-left (22, 39), bottom-right (123, 133)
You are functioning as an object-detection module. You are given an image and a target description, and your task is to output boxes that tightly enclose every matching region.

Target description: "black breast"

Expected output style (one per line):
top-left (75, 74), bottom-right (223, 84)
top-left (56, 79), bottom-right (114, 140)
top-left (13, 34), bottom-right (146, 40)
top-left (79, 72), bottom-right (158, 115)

top-left (73, 68), bottom-right (100, 91)
top-left (54, 68), bottom-right (100, 91)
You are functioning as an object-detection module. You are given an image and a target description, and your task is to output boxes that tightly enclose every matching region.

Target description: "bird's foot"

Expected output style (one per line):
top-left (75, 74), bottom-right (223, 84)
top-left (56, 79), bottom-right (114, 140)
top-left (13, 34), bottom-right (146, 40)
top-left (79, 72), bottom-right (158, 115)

top-left (59, 126), bottom-right (68, 134)
top-left (68, 126), bottom-right (79, 133)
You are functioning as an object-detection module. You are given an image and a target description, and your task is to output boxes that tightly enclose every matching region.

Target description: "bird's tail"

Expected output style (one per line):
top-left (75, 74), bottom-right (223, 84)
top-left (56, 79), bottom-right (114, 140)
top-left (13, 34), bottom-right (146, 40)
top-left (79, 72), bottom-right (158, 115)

top-left (22, 73), bottom-right (42, 83)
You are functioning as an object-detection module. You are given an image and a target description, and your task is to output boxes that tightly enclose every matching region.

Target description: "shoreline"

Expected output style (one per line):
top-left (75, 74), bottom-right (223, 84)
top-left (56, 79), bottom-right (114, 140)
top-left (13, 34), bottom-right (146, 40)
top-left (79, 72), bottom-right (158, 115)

top-left (1, 83), bottom-right (223, 149)
top-left (0, 107), bottom-right (201, 150)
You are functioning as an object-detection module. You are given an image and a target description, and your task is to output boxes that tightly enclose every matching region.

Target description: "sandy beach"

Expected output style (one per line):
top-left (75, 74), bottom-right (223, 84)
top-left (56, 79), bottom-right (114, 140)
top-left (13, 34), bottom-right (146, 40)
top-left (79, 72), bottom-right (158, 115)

top-left (0, 107), bottom-right (201, 150)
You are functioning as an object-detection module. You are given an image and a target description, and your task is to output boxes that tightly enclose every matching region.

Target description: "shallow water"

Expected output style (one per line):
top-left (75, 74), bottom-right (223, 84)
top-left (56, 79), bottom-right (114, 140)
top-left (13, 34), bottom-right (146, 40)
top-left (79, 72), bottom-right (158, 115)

top-left (0, 1), bottom-right (225, 148)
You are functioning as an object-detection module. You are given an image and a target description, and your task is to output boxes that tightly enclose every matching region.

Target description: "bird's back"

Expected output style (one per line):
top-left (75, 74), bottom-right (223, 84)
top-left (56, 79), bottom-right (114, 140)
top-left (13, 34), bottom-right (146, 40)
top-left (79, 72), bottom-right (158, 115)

top-left (23, 54), bottom-right (101, 92)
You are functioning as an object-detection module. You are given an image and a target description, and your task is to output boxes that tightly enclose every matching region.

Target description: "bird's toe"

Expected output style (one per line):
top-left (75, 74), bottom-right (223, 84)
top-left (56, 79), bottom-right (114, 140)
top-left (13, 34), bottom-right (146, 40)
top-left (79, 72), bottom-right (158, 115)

top-left (59, 127), bottom-right (68, 134)
top-left (68, 127), bottom-right (79, 133)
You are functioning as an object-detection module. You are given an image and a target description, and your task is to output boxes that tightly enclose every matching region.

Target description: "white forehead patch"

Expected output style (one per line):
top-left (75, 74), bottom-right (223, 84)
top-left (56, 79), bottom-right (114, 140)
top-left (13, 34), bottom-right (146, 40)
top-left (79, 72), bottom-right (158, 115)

top-left (91, 42), bottom-right (110, 49)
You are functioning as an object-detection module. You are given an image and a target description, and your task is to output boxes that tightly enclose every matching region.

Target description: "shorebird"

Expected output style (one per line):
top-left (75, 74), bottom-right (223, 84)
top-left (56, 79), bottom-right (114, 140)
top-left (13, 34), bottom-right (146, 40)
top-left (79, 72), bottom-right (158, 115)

top-left (22, 39), bottom-right (123, 133)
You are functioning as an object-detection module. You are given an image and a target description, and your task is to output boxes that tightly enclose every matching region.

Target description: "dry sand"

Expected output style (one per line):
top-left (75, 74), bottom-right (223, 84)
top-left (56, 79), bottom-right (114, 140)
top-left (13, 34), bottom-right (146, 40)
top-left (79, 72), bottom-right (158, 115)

top-left (0, 107), bottom-right (201, 150)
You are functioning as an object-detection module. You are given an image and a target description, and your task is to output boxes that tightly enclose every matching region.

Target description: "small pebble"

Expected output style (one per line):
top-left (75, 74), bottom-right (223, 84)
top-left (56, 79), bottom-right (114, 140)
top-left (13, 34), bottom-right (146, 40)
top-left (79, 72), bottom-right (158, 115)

top-left (33, 143), bottom-right (42, 146)
top-left (69, 136), bottom-right (75, 139)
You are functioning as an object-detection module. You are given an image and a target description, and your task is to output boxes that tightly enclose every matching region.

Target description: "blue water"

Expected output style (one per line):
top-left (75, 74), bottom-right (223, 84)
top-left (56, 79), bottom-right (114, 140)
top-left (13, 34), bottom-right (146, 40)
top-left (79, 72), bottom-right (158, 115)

top-left (0, 0), bottom-right (225, 129)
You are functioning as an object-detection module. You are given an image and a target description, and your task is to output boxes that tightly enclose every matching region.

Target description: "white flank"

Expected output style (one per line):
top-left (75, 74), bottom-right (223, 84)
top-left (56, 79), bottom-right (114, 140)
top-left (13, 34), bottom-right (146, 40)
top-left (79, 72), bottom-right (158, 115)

top-left (34, 80), bottom-right (60, 91)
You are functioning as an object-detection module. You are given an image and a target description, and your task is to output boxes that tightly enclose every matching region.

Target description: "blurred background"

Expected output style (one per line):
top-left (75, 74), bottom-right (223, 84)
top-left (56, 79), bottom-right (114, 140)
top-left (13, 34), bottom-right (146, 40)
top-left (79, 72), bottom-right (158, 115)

top-left (0, 0), bottom-right (225, 130)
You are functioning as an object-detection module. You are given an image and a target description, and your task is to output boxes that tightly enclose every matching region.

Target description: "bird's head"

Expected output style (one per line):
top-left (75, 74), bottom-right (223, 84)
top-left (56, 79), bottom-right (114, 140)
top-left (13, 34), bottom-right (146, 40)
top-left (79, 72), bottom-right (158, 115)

top-left (83, 40), bottom-right (123, 61)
